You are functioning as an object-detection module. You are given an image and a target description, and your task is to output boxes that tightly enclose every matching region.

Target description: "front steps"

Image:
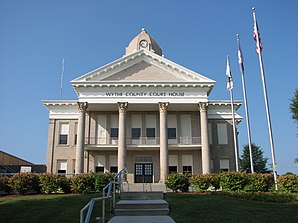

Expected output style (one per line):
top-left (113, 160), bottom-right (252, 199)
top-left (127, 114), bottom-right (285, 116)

top-left (107, 216), bottom-right (176, 223)
top-left (115, 199), bottom-right (169, 216)
top-left (107, 191), bottom-right (175, 223)
top-left (120, 191), bottom-right (164, 200)
top-left (122, 182), bottom-right (167, 192)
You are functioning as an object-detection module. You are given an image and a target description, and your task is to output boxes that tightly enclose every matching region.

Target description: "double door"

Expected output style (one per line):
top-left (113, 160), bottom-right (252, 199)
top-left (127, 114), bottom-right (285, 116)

top-left (135, 163), bottom-right (153, 183)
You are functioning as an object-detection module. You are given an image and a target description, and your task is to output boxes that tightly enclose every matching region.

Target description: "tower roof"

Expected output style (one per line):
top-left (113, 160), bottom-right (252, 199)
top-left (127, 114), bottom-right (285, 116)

top-left (125, 28), bottom-right (162, 56)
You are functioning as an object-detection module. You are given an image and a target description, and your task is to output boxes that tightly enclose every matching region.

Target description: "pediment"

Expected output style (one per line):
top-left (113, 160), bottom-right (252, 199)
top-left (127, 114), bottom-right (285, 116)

top-left (71, 50), bottom-right (215, 85)
top-left (102, 61), bottom-right (187, 82)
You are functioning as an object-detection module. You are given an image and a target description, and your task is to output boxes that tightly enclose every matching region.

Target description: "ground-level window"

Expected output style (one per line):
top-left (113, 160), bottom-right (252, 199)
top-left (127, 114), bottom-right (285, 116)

top-left (95, 166), bottom-right (104, 173)
top-left (95, 155), bottom-right (106, 173)
top-left (220, 159), bottom-right (230, 172)
top-left (183, 166), bottom-right (192, 174)
top-left (57, 160), bottom-right (67, 175)
top-left (110, 166), bottom-right (118, 173)
top-left (169, 166), bottom-right (178, 173)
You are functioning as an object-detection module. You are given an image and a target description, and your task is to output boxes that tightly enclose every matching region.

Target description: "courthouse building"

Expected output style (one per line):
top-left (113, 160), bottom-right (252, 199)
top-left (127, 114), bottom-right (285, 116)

top-left (43, 29), bottom-right (242, 183)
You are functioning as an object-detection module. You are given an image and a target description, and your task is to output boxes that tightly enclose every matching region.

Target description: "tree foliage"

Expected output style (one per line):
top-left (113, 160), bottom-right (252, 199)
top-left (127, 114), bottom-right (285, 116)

top-left (289, 87), bottom-right (298, 125)
top-left (240, 143), bottom-right (268, 173)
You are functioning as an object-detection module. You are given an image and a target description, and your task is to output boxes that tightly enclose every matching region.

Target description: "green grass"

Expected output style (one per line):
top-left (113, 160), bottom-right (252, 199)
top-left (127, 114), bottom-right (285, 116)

top-left (0, 193), bottom-right (297, 223)
top-left (0, 193), bottom-right (112, 223)
top-left (165, 193), bottom-right (298, 223)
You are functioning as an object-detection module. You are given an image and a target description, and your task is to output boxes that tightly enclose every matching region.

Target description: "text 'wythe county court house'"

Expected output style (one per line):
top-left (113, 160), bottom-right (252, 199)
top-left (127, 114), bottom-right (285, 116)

top-left (43, 29), bottom-right (242, 183)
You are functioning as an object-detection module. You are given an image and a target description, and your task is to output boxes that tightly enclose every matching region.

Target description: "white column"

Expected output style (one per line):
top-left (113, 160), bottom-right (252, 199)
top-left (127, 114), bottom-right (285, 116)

top-left (75, 102), bottom-right (88, 174)
top-left (159, 102), bottom-right (169, 182)
top-left (199, 102), bottom-right (211, 174)
top-left (117, 102), bottom-right (128, 172)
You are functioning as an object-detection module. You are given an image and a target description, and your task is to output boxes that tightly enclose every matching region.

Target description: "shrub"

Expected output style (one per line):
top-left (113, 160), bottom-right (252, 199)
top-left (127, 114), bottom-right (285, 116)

top-left (10, 173), bottom-right (41, 194)
top-left (219, 172), bottom-right (247, 192)
top-left (58, 176), bottom-right (71, 194)
top-left (39, 174), bottom-right (60, 194)
top-left (278, 174), bottom-right (298, 193)
top-left (190, 174), bottom-right (212, 192)
top-left (244, 174), bottom-right (274, 192)
top-left (165, 173), bottom-right (190, 192)
top-left (70, 174), bottom-right (95, 194)
top-left (94, 172), bottom-right (115, 192)
top-left (0, 176), bottom-right (13, 194)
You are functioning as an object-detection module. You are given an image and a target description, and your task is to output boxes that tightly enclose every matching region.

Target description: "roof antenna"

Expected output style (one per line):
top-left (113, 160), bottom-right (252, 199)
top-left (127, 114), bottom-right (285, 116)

top-left (59, 58), bottom-right (64, 100)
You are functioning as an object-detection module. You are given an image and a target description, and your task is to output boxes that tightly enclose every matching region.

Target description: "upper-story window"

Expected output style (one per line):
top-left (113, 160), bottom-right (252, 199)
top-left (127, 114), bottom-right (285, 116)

top-left (168, 114), bottom-right (177, 143)
top-left (168, 128), bottom-right (177, 139)
top-left (110, 128), bottom-right (118, 138)
top-left (131, 114), bottom-right (141, 136)
top-left (132, 128), bottom-right (141, 139)
top-left (217, 123), bottom-right (228, 145)
top-left (146, 128), bottom-right (155, 138)
top-left (110, 114), bottom-right (119, 140)
top-left (59, 123), bottom-right (69, 145)
top-left (74, 122), bottom-right (78, 145)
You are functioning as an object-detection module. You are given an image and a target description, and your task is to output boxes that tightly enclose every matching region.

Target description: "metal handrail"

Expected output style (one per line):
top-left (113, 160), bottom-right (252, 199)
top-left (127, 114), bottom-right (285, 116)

top-left (80, 167), bottom-right (127, 223)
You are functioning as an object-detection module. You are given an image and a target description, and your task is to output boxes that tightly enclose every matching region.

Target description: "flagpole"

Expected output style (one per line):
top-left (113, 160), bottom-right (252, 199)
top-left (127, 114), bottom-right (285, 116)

top-left (226, 56), bottom-right (240, 172)
top-left (60, 58), bottom-right (65, 100)
top-left (237, 34), bottom-right (254, 174)
top-left (252, 7), bottom-right (278, 190)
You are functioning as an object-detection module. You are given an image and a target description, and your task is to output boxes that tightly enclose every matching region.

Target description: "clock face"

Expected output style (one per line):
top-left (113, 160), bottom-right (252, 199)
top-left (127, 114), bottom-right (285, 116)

top-left (139, 40), bottom-right (148, 48)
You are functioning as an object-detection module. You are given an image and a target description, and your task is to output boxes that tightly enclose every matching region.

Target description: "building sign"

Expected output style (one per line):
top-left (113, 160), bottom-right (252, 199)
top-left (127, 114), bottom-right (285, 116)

top-left (105, 92), bottom-right (185, 97)
top-left (20, 166), bottom-right (32, 173)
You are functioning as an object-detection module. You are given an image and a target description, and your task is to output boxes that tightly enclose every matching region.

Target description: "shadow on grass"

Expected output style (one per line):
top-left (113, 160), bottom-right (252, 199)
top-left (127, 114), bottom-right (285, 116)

top-left (165, 193), bottom-right (298, 223)
top-left (0, 194), bottom-right (111, 223)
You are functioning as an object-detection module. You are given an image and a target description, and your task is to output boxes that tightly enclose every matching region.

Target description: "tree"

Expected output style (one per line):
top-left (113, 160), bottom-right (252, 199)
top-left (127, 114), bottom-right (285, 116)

top-left (239, 143), bottom-right (269, 173)
top-left (290, 88), bottom-right (298, 163)
top-left (289, 87), bottom-right (298, 125)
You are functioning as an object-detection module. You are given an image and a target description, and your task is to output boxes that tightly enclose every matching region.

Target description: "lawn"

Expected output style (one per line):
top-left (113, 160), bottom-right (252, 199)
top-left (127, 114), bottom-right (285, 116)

top-left (165, 193), bottom-right (298, 223)
top-left (0, 193), bottom-right (110, 223)
top-left (0, 193), bottom-right (297, 223)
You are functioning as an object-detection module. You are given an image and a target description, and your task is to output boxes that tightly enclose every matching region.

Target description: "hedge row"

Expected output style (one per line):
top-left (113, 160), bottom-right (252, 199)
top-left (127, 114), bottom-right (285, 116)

top-left (0, 172), bottom-right (115, 195)
top-left (165, 172), bottom-right (298, 193)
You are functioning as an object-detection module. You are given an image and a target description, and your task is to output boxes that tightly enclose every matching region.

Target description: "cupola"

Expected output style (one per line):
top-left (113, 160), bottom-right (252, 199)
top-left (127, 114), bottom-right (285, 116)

top-left (125, 28), bottom-right (162, 56)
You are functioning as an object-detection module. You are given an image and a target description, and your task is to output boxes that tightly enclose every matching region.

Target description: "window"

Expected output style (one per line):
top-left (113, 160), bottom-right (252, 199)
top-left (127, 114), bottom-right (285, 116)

top-left (57, 160), bottom-right (67, 175)
top-left (110, 128), bottom-right (118, 138)
top-left (59, 124), bottom-right (69, 145)
top-left (95, 166), bottom-right (104, 173)
top-left (168, 128), bottom-right (176, 139)
top-left (146, 128), bottom-right (155, 138)
top-left (132, 128), bottom-right (141, 139)
top-left (95, 155), bottom-right (106, 173)
top-left (74, 123), bottom-right (78, 145)
top-left (183, 166), bottom-right (192, 174)
top-left (217, 123), bottom-right (228, 144)
top-left (169, 166), bottom-right (177, 173)
top-left (220, 159), bottom-right (230, 172)
top-left (182, 155), bottom-right (193, 174)
top-left (208, 123), bottom-right (212, 145)
top-left (110, 166), bottom-right (118, 173)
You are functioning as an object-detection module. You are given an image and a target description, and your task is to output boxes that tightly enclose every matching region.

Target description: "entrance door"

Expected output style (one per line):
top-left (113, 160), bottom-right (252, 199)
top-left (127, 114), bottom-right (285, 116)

top-left (135, 163), bottom-right (153, 183)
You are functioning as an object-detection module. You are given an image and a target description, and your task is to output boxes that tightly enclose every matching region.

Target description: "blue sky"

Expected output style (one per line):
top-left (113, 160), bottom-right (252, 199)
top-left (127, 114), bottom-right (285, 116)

top-left (0, 0), bottom-right (297, 174)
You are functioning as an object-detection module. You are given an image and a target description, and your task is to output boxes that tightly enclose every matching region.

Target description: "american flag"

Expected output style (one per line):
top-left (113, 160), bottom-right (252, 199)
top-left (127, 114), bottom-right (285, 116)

top-left (253, 20), bottom-right (263, 54)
